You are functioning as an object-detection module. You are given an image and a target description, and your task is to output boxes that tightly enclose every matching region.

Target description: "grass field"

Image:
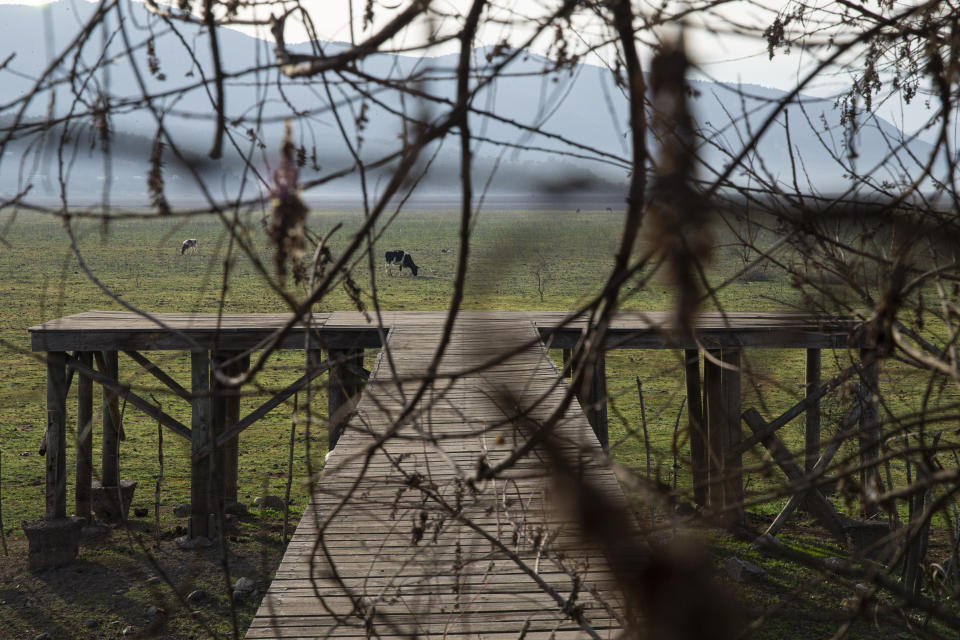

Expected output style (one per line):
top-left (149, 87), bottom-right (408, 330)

top-left (0, 206), bottom-right (957, 638)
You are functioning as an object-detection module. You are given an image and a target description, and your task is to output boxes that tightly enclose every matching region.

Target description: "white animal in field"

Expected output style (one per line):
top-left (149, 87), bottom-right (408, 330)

top-left (180, 238), bottom-right (199, 255)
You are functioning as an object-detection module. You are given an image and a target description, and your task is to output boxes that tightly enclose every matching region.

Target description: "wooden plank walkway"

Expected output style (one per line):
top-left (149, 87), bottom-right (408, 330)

top-left (247, 313), bottom-right (628, 639)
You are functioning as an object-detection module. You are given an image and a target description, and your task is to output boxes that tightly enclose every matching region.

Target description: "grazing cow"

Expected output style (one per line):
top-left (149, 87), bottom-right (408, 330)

top-left (180, 238), bottom-right (199, 255)
top-left (385, 250), bottom-right (419, 276)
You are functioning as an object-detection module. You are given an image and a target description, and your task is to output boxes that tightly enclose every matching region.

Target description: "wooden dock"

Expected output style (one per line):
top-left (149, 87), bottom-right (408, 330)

top-left (247, 312), bottom-right (626, 639)
top-left (27, 308), bottom-right (871, 622)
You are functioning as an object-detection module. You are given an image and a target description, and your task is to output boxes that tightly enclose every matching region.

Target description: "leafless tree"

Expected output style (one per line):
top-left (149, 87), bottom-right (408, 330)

top-left (4, 0), bottom-right (960, 638)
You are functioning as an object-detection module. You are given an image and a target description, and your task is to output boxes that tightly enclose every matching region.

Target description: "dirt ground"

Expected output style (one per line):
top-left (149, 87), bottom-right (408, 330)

top-left (0, 512), bottom-right (288, 640)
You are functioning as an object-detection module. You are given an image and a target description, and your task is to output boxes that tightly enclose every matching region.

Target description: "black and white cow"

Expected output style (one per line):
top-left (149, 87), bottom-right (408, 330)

top-left (384, 250), bottom-right (419, 276)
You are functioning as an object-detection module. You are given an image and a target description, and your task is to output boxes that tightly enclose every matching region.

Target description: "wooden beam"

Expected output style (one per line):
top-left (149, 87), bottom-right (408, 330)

top-left (191, 351), bottom-right (210, 539)
top-left (123, 350), bottom-right (191, 401)
top-left (805, 348), bottom-right (821, 474)
top-left (192, 357), bottom-right (331, 462)
top-left (209, 353), bottom-right (227, 512)
top-left (704, 350), bottom-right (723, 511)
top-left (539, 328), bottom-right (855, 351)
top-left (100, 351), bottom-right (120, 489)
top-left (224, 352), bottom-right (248, 504)
top-left (765, 419), bottom-right (854, 538)
top-left (45, 351), bottom-right (67, 520)
top-left (742, 408), bottom-right (846, 541)
top-left (211, 351), bottom-right (249, 504)
top-left (721, 348), bottom-right (743, 523)
top-left (734, 361), bottom-right (859, 456)
top-left (328, 348), bottom-right (366, 451)
top-left (65, 355), bottom-right (190, 440)
top-left (859, 347), bottom-right (880, 519)
top-left (75, 352), bottom-right (93, 521)
top-left (579, 350), bottom-right (608, 453)
top-left (684, 349), bottom-right (707, 507)
top-left (562, 349), bottom-right (573, 379)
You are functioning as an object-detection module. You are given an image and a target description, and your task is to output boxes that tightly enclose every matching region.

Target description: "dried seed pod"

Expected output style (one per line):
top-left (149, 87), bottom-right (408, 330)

top-left (267, 121), bottom-right (307, 280)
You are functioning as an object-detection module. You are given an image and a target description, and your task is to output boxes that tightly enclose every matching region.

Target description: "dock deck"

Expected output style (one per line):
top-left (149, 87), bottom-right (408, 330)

top-left (27, 309), bottom-right (864, 637)
top-left (247, 313), bottom-right (627, 639)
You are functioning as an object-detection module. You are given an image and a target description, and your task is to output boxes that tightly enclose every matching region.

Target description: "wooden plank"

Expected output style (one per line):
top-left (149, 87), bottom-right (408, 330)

top-left (45, 351), bottom-right (67, 520)
top-left (191, 351), bottom-right (210, 539)
top-left (75, 352), bottom-right (93, 521)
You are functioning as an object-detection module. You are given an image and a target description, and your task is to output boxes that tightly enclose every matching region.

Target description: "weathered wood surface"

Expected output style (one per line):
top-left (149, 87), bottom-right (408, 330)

top-left (45, 351), bottom-right (67, 519)
top-left (75, 352), bottom-right (93, 520)
top-left (30, 310), bottom-right (859, 352)
top-left (247, 313), bottom-right (628, 640)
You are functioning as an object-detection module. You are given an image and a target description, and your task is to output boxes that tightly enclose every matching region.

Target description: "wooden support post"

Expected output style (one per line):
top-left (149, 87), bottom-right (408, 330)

top-left (209, 353), bottom-right (227, 513)
top-left (75, 352), bottom-right (93, 520)
top-left (805, 348), bottom-right (821, 474)
top-left (327, 348), bottom-right (365, 451)
top-left (859, 347), bottom-right (880, 518)
top-left (100, 351), bottom-right (120, 489)
top-left (191, 351), bottom-right (210, 539)
top-left (562, 349), bottom-right (573, 379)
top-left (722, 348), bottom-right (743, 523)
top-left (45, 351), bottom-right (67, 520)
top-left (581, 351), bottom-right (608, 452)
top-left (684, 349), bottom-right (707, 507)
top-left (703, 350), bottom-right (724, 510)
top-left (223, 352), bottom-right (248, 505)
top-left (212, 351), bottom-right (248, 505)
top-left (703, 348), bottom-right (743, 520)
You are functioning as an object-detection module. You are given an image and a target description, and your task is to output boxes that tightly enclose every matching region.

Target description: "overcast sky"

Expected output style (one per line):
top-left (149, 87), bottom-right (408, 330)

top-left (0, 0), bottom-right (943, 138)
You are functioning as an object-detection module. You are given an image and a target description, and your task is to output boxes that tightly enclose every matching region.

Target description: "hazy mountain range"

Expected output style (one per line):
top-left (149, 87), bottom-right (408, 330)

top-left (0, 0), bottom-right (935, 206)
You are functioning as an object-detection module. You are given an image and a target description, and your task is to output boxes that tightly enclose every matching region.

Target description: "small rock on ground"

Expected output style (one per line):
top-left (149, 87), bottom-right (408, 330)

top-left (224, 501), bottom-right (248, 516)
top-left (187, 589), bottom-right (208, 603)
top-left (725, 556), bottom-right (765, 582)
top-left (234, 577), bottom-right (256, 593)
top-left (253, 496), bottom-right (287, 511)
top-left (34, 633), bottom-right (52, 640)
top-left (175, 535), bottom-right (212, 550)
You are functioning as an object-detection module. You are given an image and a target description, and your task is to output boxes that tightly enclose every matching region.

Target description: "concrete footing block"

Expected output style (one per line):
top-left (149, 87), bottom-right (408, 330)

top-left (22, 517), bottom-right (84, 569)
top-left (91, 479), bottom-right (138, 523)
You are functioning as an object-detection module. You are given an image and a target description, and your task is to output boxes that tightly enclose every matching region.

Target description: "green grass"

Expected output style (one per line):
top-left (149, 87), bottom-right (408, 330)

top-left (0, 207), bottom-right (958, 638)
